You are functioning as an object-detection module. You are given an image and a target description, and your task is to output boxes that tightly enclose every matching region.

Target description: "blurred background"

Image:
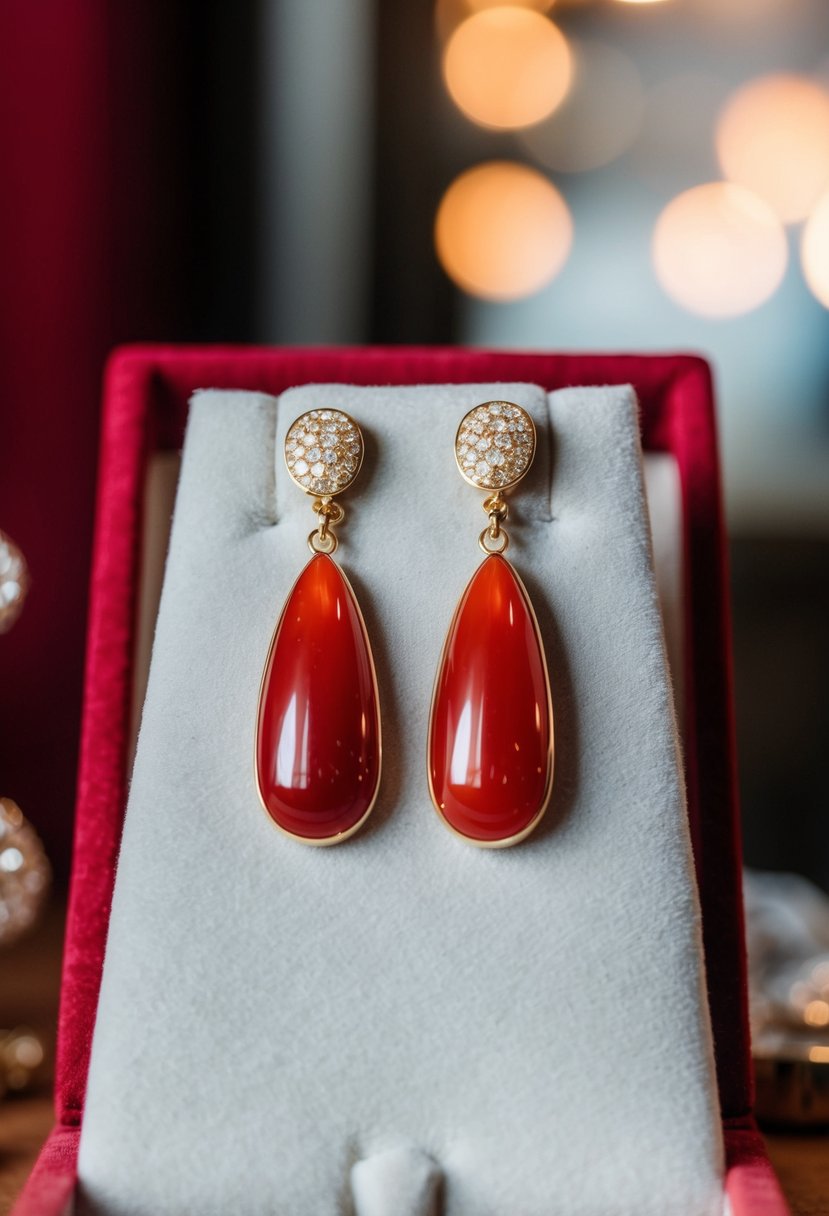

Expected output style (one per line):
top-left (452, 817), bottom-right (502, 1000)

top-left (0, 0), bottom-right (827, 899)
top-left (1, 2), bottom-right (829, 1196)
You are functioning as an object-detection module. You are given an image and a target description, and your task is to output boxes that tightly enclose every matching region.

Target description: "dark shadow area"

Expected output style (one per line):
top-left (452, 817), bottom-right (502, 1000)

top-left (732, 536), bottom-right (829, 892)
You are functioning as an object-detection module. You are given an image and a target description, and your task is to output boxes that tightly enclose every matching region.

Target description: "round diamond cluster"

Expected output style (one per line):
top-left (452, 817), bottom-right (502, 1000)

top-left (455, 401), bottom-right (535, 490)
top-left (0, 798), bottom-right (50, 949)
top-left (0, 530), bottom-right (28, 635)
top-left (285, 409), bottom-right (363, 496)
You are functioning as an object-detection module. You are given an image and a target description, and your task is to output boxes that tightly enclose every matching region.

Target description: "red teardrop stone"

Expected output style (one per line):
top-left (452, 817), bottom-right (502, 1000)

top-left (256, 553), bottom-right (381, 843)
top-left (429, 554), bottom-right (553, 846)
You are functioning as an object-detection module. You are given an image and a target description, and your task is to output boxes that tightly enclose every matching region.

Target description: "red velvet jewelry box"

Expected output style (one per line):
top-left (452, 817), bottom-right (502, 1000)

top-left (16, 346), bottom-right (789, 1215)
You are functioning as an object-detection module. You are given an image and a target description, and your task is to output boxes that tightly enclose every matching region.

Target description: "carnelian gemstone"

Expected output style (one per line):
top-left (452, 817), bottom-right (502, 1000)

top-left (429, 554), bottom-right (553, 845)
top-left (256, 553), bottom-right (380, 842)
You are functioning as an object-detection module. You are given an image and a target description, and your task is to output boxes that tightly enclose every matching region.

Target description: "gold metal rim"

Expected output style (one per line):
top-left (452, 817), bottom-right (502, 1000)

top-left (425, 553), bottom-right (555, 849)
top-left (478, 527), bottom-right (509, 555)
top-left (253, 552), bottom-right (382, 846)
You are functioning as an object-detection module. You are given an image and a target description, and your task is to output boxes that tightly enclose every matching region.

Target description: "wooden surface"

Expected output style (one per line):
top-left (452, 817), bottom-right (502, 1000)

top-left (0, 901), bottom-right (826, 1215)
top-left (0, 902), bottom-right (63, 1216)
top-left (763, 1134), bottom-right (829, 1216)
top-left (0, 1095), bottom-right (55, 1216)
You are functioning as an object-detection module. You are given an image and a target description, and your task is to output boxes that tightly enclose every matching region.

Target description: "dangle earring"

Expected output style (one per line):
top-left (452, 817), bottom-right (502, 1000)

top-left (255, 409), bottom-right (381, 845)
top-left (428, 402), bottom-right (554, 848)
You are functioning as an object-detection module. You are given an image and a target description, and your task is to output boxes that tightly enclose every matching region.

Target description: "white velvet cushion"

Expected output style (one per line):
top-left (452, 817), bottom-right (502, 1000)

top-left (77, 383), bottom-right (723, 1216)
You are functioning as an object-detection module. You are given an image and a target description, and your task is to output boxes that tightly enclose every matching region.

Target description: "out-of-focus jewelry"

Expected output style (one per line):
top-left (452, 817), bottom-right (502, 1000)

top-left (0, 530), bottom-right (29, 634)
top-left (0, 798), bottom-right (50, 948)
top-left (0, 1026), bottom-right (45, 1098)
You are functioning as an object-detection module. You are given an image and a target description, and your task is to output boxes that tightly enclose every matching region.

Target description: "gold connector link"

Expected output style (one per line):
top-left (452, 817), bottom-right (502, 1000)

top-left (479, 493), bottom-right (510, 554)
top-left (308, 498), bottom-right (345, 554)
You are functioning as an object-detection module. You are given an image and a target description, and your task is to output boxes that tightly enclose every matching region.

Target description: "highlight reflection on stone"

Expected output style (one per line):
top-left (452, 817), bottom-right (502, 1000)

top-left (255, 554), bottom-right (380, 844)
top-left (429, 554), bottom-right (553, 846)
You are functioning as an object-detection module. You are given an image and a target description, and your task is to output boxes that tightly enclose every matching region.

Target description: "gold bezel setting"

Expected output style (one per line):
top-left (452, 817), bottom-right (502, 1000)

top-left (426, 555), bottom-right (555, 849)
top-left (254, 554), bottom-right (382, 847)
top-left (454, 401), bottom-right (536, 493)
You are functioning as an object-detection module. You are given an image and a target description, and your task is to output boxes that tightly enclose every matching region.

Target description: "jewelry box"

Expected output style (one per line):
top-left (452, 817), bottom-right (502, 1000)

top-left (14, 347), bottom-right (788, 1216)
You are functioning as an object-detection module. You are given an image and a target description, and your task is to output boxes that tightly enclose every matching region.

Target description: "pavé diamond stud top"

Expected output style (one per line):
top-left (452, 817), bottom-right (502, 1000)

top-left (454, 401), bottom-right (536, 493)
top-left (284, 409), bottom-right (364, 498)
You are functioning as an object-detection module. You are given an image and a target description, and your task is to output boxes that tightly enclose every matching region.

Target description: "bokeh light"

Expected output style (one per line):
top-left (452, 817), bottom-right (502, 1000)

top-left (804, 1000), bottom-right (829, 1028)
top-left (801, 190), bottom-right (829, 310)
top-left (633, 72), bottom-right (730, 191)
top-left (716, 75), bottom-right (829, 224)
top-left (521, 40), bottom-right (644, 173)
top-left (435, 162), bottom-right (573, 300)
top-left (465, 0), bottom-right (553, 9)
top-left (434, 0), bottom-right (557, 47)
top-left (442, 8), bottom-right (571, 130)
top-left (652, 182), bottom-right (787, 318)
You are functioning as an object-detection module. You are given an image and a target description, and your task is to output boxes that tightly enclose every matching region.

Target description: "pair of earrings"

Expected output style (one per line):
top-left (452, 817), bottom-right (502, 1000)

top-left (254, 402), bottom-right (554, 849)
